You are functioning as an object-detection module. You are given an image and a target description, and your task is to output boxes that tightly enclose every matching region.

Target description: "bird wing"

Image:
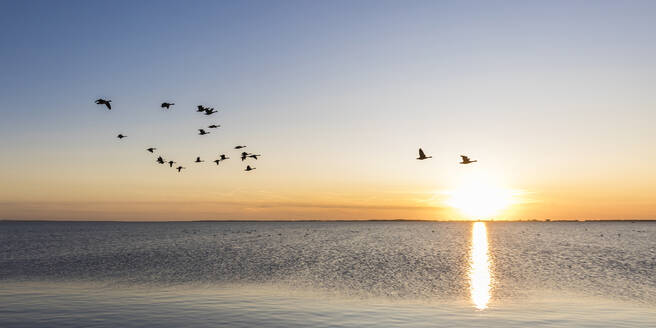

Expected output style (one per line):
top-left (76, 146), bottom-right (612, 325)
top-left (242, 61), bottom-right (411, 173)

top-left (461, 155), bottom-right (469, 161)
top-left (105, 102), bottom-right (111, 109)
top-left (419, 148), bottom-right (425, 157)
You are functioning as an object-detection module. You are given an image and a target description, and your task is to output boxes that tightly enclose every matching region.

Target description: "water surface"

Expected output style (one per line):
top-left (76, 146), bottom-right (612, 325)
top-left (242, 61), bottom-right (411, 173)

top-left (1, 221), bottom-right (654, 327)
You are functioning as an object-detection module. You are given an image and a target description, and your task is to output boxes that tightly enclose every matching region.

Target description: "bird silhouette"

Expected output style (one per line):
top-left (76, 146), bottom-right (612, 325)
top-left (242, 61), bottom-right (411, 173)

top-left (147, 147), bottom-right (156, 153)
top-left (197, 105), bottom-right (208, 112)
top-left (219, 154), bottom-right (229, 160)
top-left (241, 152), bottom-right (250, 161)
top-left (95, 98), bottom-right (112, 110)
top-left (161, 102), bottom-right (174, 109)
top-left (195, 157), bottom-right (204, 163)
top-left (417, 148), bottom-right (432, 160)
top-left (213, 159), bottom-right (221, 165)
top-left (167, 160), bottom-right (175, 167)
top-left (460, 155), bottom-right (477, 164)
top-left (245, 165), bottom-right (256, 171)
top-left (117, 134), bottom-right (126, 139)
top-left (176, 166), bottom-right (185, 172)
top-left (234, 145), bottom-right (246, 149)
top-left (248, 154), bottom-right (261, 160)
top-left (157, 156), bottom-right (165, 164)
top-left (198, 129), bottom-right (209, 135)
top-left (208, 124), bottom-right (220, 128)
top-left (204, 108), bottom-right (217, 115)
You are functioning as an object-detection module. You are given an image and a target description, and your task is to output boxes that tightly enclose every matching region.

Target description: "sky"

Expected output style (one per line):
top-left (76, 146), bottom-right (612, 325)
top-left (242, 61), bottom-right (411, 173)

top-left (0, 0), bottom-right (655, 221)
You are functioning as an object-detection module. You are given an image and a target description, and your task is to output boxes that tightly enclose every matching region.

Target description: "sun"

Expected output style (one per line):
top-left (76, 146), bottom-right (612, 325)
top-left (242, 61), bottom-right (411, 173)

top-left (445, 180), bottom-right (515, 219)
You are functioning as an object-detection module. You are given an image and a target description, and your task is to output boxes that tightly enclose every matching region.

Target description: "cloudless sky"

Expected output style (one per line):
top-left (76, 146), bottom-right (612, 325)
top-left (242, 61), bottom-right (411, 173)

top-left (1, 0), bottom-right (655, 220)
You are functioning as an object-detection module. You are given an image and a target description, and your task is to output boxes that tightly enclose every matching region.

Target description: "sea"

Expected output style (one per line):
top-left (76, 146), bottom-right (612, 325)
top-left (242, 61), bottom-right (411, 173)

top-left (0, 221), bottom-right (654, 327)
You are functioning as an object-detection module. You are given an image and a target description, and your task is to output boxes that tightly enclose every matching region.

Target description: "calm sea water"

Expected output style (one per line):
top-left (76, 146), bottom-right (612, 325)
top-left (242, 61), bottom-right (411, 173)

top-left (0, 221), bottom-right (654, 327)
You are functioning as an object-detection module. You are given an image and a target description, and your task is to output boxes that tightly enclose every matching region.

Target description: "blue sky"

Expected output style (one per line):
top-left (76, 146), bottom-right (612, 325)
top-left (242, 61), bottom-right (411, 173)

top-left (1, 1), bottom-right (655, 220)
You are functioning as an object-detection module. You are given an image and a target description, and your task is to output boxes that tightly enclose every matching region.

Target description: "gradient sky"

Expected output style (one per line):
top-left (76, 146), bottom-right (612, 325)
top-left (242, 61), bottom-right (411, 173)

top-left (1, 0), bottom-right (655, 220)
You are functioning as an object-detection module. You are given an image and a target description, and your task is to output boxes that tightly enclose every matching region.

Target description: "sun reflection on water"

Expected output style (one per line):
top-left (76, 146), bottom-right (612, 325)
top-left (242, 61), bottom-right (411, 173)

top-left (470, 222), bottom-right (492, 310)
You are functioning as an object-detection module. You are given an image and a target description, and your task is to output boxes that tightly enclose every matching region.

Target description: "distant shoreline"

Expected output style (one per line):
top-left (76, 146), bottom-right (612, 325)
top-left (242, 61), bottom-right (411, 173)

top-left (1, 219), bottom-right (655, 223)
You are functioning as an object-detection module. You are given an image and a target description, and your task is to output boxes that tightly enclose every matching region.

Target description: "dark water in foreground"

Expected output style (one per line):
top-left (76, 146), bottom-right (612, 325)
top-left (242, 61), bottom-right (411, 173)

top-left (1, 221), bottom-right (654, 327)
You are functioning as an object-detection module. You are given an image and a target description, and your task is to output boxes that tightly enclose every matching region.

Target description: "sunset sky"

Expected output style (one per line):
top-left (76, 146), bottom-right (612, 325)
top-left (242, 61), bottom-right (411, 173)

top-left (1, 0), bottom-right (654, 221)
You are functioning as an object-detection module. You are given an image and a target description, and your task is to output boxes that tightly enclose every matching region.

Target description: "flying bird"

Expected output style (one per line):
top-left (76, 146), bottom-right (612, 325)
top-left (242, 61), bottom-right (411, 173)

top-left (117, 134), bottom-right (126, 139)
top-left (176, 166), bottom-right (185, 172)
top-left (198, 129), bottom-right (209, 135)
top-left (204, 108), bottom-right (217, 115)
top-left (208, 124), bottom-right (220, 129)
top-left (219, 154), bottom-right (229, 160)
top-left (195, 157), bottom-right (204, 163)
top-left (161, 102), bottom-right (174, 109)
top-left (234, 145), bottom-right (246, 149)
top-left (245, 165), bottom-right (256, 171)
top-left (167, 160), bottom-right (175, 167)
top-left (147, 148), bottom-right (156, 153)
top-left (157, 156), bottom-right (165, 164)
top-left (248, 154), bottom-right (261, 160)
top-left (241, 152), bottom-right (250, 161)
top-left (95, 98), bottom-right (112, 110)
top-left (460, 155), bottom-right (477, 164)
top-left (213, 159), bottom-right (221, 165)
top-left (417, 148), bottom-right (432, 160)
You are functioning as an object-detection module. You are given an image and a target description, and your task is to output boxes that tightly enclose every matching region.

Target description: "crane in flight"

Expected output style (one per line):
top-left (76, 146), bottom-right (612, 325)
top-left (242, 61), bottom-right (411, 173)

top-left (460, 155), bottom-right (477, 164)
top-left (416, 148), bottom-right (432, 160)
top-left (95, 98), bottom-right (112, 110)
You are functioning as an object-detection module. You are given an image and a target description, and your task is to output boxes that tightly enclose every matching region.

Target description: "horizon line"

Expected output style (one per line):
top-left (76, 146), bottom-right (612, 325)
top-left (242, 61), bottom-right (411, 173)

top-left (1, 219), bottom-right (654, 223)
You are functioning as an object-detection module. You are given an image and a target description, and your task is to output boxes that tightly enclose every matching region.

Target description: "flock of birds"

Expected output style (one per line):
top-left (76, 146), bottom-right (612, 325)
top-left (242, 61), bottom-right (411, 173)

top-left (96, 97), bottom-right (473, 173)
top-left (417, 148), bottom-right (477, 164)
top-left (95, 98), bottom-right (260, 173)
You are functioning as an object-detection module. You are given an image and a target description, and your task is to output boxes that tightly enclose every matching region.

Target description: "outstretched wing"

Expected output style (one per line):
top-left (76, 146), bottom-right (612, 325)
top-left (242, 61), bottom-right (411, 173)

top-left (419, 148), bottom-right (425, 158)
top-left (105, 102), bottom-right (111, 110)
top-left (461, 155), bottom-right (469, 161)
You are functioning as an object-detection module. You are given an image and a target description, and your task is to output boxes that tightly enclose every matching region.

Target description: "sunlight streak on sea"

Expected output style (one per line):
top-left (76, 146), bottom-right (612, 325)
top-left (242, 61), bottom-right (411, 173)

top-left (470, 222), bottom-right (492, 310)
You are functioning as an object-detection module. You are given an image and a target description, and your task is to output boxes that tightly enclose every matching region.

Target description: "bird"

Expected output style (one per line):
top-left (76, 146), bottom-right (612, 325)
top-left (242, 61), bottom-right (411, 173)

top-left (234, 145), bottom-right (247, 149)
top-left (195, 157), bottom-right (204, 163)
top-left (176, 166), bottom-right (185, 172)
top-left (167, 160), bottom-right (175, 167)
top-left (147, 147), bottom-right (156, 153)
top-left (204, 108), bottom-right (217, 115)
top-left (460, 155), bottom-right (477, 164)
top-left (198, 129), bottom-right (209, 135)
top-left (117, 134), bottom-right (126, 139)
top-left (157, 156), bottom-right (165, 164)
top-left (245, 165), bottom-right (256, 171)
top-left (161, 102), bottom-right (174, 109)
top-left (417, 148), bottom-right (432, 160)
top-left (95, 98), bottom-right (112, 110)
top-left (248, 154), bottom-right (261, 160)
top-left (213, 159), bottom-right (221, 165)
top-left (219, 154), bottom-right (229, 160)
top-left (208, 124), bottom-right (220, 129)
top-left (241, 152), bottom-right (250, 161)
top-left (197, 105), bottom-right (208, 112)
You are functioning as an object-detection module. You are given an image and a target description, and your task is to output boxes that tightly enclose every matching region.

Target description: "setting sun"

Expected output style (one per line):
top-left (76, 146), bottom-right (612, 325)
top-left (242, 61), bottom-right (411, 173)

top-left (446, 180), bottom-right (517, 219)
